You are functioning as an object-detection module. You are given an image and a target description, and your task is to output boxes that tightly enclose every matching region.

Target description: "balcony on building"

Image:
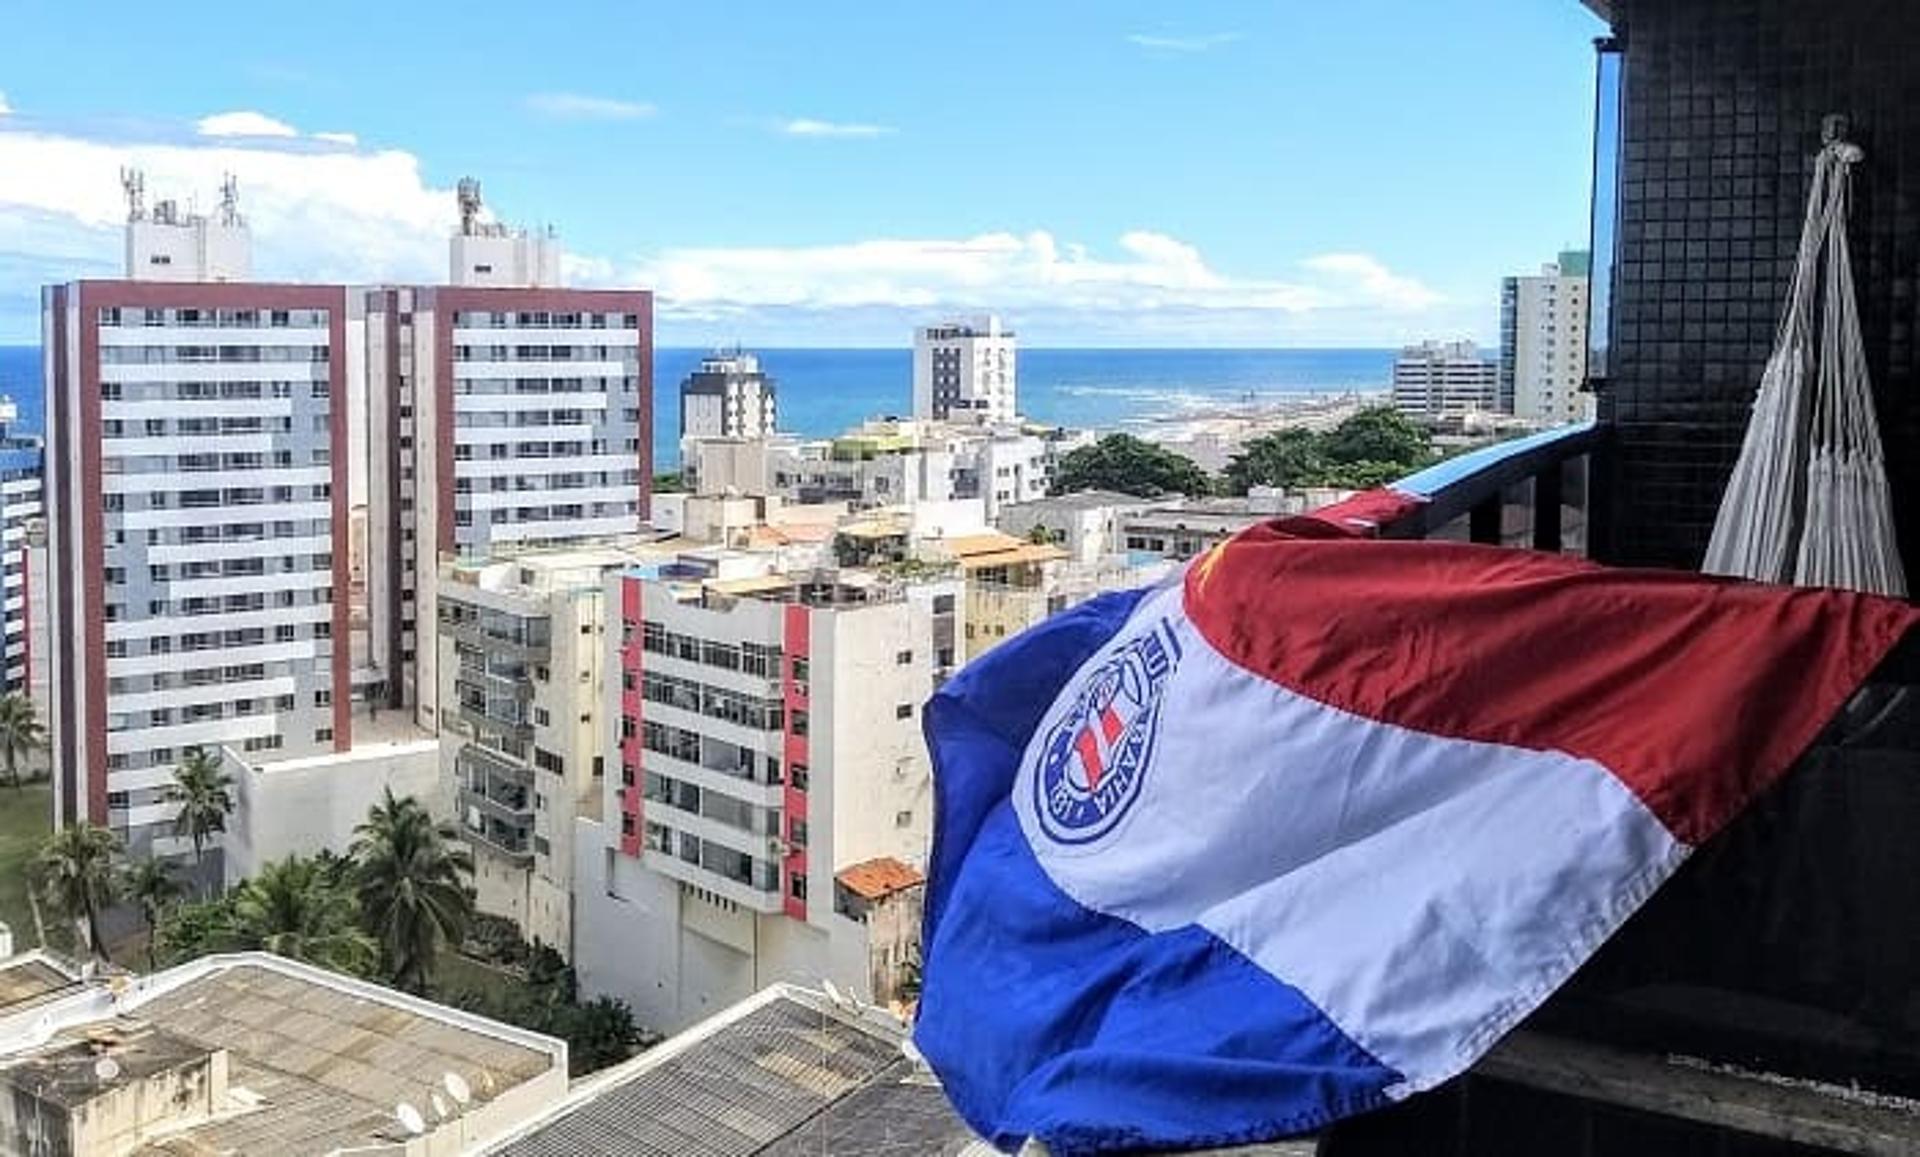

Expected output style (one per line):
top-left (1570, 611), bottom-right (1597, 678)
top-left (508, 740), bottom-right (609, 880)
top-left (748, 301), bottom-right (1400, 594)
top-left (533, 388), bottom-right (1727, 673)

top-left (1318, 2), bottom-right (1920, 1153)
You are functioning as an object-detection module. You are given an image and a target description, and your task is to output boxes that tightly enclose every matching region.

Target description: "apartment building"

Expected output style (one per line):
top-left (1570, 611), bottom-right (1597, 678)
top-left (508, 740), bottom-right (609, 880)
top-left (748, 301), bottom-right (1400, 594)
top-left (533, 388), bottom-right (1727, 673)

top-left (688, 417), bottom-right (1084, 522)
top-left (574, 561), bottom-right (960, 1031)
top-left (913, 314), bottom-right (1017, 424)
top-left (1391, 339), bottom-right (1500, 421)
top-left (44, 176), bottom-right (653, 850)
top-left (1500, 250), bottom-right (1593, 425)
top-left (679, 350), bottom-right (776, 443)
top-left (0, 400), bottom-right (42, 695)
top-left (436, 544), bottom-right (657, 956)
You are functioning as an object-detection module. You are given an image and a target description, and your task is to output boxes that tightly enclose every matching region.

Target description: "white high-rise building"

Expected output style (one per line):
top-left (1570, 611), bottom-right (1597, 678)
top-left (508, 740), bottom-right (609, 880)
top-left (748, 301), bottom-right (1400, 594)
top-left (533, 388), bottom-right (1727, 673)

top-left (0, 401), bottom-right (41, 696)
top-left (44, 176), bottom-right (654, 852)
top-left (1392, 340), bottom-right (1500, 421)
top-left (913, 315), bottom-right (1017, 424)
top-left (573, 561), bottom-right (960, 1031)
top-left (1501, 250), bottom-right (1593, 425)
top-left (679, 352), bottom-right (776, 443)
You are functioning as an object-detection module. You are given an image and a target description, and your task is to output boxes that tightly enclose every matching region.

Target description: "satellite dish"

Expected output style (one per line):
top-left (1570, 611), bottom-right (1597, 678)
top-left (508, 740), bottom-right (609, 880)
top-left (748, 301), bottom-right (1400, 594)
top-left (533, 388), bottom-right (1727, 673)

top-left (431, 1092), bottom-right (450, 1120)
top-left (93, 1057), bottom-right (121, 1082)
top-left (443, 1072), bottom-right (472, 1105)
top-left (395, 1103), bottom-right (427, 1136)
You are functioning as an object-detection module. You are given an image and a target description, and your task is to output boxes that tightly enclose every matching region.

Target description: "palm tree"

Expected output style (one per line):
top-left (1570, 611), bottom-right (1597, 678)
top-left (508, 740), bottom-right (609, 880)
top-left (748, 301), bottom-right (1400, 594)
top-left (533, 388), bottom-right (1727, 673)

top-left (167, 749), bottom-right (234, 865)
top-left (231, 856), bottom-right (376, 976)
top-left (351, 790), bottom-right (475, 993)
top-left (34, 823), bottom-right (120, 959)
top-left (0, 694), bottom-right (45, 790)
top-left (122, 857), bottom-right (183, 971)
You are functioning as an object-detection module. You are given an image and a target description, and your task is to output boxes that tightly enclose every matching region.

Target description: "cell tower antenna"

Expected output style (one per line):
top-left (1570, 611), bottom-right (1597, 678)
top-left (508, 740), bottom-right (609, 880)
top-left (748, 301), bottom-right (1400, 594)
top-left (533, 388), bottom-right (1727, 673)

top-left (218, 173), bottom-right (244, 227)
top-left (457, 177), bottom-right (483, 236)
top-left (120, 167), bottom-right (146, 222)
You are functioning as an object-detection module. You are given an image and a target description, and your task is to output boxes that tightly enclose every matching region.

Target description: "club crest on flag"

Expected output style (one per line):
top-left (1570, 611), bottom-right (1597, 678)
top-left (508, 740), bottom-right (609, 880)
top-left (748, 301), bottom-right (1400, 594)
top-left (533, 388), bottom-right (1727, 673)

top-left (1033, 620), bottom-right (1181, 845)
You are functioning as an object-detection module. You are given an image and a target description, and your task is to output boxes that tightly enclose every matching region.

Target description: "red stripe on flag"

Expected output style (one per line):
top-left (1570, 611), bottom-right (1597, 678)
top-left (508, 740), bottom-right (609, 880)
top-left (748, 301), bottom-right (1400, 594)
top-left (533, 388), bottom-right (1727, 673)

top-left (1099, 703), bottom-right (1125, 745)
top-left (1183, 528), bottom-right (1917, 846)
top-left (1075, 727), bottom-right (1106, 791)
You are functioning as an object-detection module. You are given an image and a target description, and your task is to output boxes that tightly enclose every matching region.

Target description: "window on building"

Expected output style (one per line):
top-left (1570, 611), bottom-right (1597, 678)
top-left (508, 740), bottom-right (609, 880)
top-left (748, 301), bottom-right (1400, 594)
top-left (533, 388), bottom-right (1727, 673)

top-left (790, 764), bottom-right (809, 791)
top-left (896, 649), bottom-right (913, 665)
top-left (533, 707), bottom-right (551, 727)
top-left (790, 873), bottom-right (808, 901)
top-left (896, 703), bottom-right (914, 720)
top-left (896, 809), bottom-right (914, 828)
top-left (790, 818), bottom-right (808, 848)
top-left (315, 727), bottom-right (333, 742)
top-left (791, 710), bottom-right (809, 737)
top-left (534, 748), bottom-right (565, 774)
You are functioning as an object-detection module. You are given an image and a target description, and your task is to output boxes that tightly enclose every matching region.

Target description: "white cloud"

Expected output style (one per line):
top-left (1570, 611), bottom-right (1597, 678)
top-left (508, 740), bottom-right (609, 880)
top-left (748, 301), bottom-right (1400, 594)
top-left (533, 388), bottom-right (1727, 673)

top-left (312, 131), bottom-right (358, 146)
top-left (0, 113), bottom-right (1458, 345)
top-left (1126, 32), bottom-right (1241, 53)
top-left (780, 118), bottom-right (895, 139)
top-left (0, 92), bottom-right (11, 117)
top-left (196, 110), bottom-right (299, 138)
top-left (525, 93), bottom-right (656, 120)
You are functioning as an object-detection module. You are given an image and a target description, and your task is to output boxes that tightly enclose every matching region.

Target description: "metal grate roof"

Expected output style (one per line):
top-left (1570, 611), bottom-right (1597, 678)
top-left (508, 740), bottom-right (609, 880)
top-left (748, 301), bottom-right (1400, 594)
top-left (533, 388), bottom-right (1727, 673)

top-left (494, 996), bottom-right (932, 1157)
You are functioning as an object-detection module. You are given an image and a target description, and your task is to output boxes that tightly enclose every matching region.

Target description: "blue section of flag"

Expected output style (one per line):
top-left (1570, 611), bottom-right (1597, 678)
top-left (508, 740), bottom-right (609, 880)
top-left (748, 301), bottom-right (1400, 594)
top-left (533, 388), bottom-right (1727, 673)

top-left (916, 590), bottom-right (1401, 1154)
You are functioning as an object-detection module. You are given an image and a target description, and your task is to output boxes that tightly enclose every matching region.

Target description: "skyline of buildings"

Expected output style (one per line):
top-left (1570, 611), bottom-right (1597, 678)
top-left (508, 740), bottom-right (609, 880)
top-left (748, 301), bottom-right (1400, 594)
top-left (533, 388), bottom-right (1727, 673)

top-left (39, 175), bottom-right (654, 851)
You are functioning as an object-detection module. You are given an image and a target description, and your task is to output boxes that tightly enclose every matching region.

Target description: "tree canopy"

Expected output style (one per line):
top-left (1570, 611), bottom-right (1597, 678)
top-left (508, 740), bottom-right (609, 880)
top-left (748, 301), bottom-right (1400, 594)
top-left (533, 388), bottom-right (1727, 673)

top-left (1222, 407), bottom-right (1437, 494)
top-left (1050, 434), bottom-right (1212, 498)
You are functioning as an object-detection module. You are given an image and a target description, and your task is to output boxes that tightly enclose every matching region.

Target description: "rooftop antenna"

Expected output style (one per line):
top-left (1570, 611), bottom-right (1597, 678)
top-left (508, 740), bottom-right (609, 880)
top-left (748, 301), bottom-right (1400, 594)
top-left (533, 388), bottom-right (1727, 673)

top-left (217, 173), bottom-right (244, 227)
top-left (394, 1102), bottom-right (427, 1136)
top-left (120, 167), bottom-right (146, 222)
top-left (457, 176), bottom-right (483, 237)
top-left (443, 1072), bottom-right (473, 1106)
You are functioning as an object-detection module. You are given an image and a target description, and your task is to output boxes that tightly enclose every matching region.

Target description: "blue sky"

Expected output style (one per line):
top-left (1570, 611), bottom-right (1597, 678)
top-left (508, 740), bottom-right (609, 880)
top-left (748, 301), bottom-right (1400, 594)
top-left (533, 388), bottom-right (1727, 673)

top-left (0, 1), bottom-right (1606, 346)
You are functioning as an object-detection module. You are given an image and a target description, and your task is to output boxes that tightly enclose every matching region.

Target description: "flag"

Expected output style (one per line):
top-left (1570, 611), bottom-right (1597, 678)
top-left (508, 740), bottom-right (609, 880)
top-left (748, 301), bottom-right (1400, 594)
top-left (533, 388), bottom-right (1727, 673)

top-left (914, 507), bottom-right (1917, 1155)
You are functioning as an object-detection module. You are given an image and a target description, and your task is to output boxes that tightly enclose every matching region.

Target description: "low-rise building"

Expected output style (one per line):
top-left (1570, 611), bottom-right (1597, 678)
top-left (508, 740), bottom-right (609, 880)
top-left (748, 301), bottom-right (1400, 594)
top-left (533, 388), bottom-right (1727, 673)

top-left (996, 489), bottom-right (1158, 565)
top-left (573, 560), bottom-right (960, 1032)
top-left (0, 951), bottom-right (566, 1156)
top-left (1392, 339), bottom-right (1500, 421)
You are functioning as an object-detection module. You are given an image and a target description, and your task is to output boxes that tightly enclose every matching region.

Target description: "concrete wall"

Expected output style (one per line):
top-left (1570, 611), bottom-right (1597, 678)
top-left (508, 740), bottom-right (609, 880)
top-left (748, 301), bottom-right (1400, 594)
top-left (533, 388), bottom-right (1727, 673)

top-left (224, 739), bottom-right (440, 885)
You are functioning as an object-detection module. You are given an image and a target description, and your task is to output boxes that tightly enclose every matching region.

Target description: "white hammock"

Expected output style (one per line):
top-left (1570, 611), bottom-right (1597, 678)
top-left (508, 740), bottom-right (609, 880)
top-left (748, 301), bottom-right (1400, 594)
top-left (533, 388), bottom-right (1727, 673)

top-left (1703, 135), bottom-right (1907, 597)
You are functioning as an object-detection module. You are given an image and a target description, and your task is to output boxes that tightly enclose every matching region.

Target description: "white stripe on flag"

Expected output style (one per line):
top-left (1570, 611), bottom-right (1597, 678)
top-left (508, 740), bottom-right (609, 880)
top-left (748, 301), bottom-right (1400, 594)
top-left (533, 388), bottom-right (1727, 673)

top-left (1013, 583), bottom-right (1688, 1092)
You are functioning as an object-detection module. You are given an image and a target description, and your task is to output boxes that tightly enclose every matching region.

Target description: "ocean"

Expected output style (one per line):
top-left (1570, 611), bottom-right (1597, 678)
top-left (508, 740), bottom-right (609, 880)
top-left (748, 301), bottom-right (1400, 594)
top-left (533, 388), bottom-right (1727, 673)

top-left (0, 345), bottom-right (1395, 466)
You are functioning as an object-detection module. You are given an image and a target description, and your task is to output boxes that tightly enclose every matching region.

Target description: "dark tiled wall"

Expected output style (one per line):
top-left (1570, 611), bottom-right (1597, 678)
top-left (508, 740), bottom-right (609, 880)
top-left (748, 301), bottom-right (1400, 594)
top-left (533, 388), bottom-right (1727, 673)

top-left (1601, 0), bottom-right (1920, 575)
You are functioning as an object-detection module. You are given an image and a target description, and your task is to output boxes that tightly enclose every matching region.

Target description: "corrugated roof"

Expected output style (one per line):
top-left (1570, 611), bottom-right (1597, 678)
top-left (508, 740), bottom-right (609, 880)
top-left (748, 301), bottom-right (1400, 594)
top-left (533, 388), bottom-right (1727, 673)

top-left (835, 857), bottom-right (925, 901)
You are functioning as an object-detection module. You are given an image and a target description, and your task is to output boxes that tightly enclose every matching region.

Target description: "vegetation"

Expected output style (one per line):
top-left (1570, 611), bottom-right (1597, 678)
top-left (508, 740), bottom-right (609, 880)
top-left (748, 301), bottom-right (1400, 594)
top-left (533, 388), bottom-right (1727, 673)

top-left (0, 695), bottom-right (45, 790)
top-left (439, 939), bottom-right (652, 1076)
top-left (0, 781), bottom-right (54, 952)
top-left (34, 823), bottom-right (121, 959)
top-left (121, 856), bottom-right (183, 970)
top-left (1223, 406), bottom-right (1437, 494)
top-left (351, 790), bottom-right (475, 994)
top-left (167, 749), bottom-right (234, 866)
top-left (653, 471), bottom-right (686, 493)
top-left (1050, 434), bottom-right (1213, 498)
top-left (156, 852), bottom-right (374, 975)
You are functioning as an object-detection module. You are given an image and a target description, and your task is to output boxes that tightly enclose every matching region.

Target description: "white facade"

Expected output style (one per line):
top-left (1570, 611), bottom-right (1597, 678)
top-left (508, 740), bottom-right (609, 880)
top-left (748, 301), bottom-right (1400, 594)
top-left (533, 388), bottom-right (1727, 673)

top-left (436, 546), bottom-right (647, 956)
top-left (1501, 254), bottom-right (1593, 425)
top-left (679, 352), bottom-right (776, 443)
top-left (573, 565), bottom-right (958, 1031)
top-left (913, 315), bottom-right (1017, 423)
top-left (0, 401), bottom-right (41, 695)
top-left (1392, 340), bottom-right (1500, 421)
top-left (125, 213), bottom-right (251, 283)
top-left (996, 490), bottom-right (1158, 565)
top-left (450, 231), bottom-right (565, 289)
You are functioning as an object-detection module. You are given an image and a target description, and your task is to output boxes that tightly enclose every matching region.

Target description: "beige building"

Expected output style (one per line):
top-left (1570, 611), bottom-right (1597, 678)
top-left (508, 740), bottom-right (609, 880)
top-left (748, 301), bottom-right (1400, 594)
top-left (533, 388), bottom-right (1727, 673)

top-left (573, 559), bottom-right (959, 1032)
top-left (436, 543), bottom-right (661, 956)
top-left (0, 951), bottom-right (565, 1156)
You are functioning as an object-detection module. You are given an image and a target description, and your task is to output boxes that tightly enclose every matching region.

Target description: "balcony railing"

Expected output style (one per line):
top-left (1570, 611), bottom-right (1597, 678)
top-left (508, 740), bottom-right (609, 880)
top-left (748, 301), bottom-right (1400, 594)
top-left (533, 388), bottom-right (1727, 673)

top-left (1380, 421), bottom-right (1603, 552)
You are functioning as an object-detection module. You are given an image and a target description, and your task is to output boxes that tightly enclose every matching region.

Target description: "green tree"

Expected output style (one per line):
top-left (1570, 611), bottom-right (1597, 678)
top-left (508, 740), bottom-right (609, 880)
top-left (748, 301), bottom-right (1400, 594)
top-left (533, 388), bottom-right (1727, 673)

top-left (154, 892), bottom-right (243, 966)
top-left (352, 790), bottom-right (475, 993)
top-left (653, 471), bottom-right (686, 494)
top-left (1321, 407), bottom-right (1434, 472)
top-left (231, 856), bottom-right (376, 976)
top-left (122, 857), bottom-right (184, 971)
top-left (1223, 428), bottom-right (1329, 495)
top-left (33, 823), bottom-right (120, 960)
top-left (1051, 434), bottom-right (1213, 498)
top-left (168, 749), bottom-right (235, 867)
top-left (0, 694), bottom-right (45, 790)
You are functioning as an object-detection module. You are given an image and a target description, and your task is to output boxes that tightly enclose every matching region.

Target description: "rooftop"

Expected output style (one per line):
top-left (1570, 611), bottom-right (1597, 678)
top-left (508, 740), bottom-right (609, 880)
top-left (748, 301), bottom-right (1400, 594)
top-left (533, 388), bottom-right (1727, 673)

top-left (482, 984), bottom-right (1316, 1157)
top-left (835, 857), bottom-right (926, 901)
top-left (1013, 489), bottom-right (1154, 512)
top-left (0, 953), bottom-right (566, 1156)
top-left (0, 953), bottom-right (82, 1016)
